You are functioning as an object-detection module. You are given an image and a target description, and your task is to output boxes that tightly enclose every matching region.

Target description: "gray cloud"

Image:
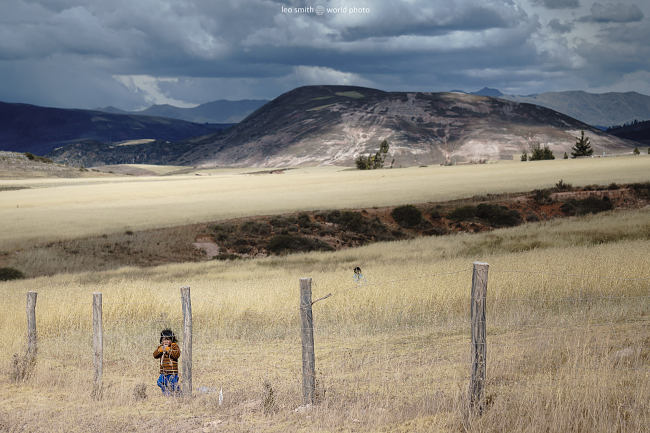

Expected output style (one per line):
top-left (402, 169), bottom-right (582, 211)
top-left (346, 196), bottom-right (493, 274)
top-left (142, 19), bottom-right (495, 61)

top-left (548, 18), bottom-right (574, 33)
top-left (0, 0), bottom-right (649, 109)
top-left (533, 0), bottom-right (580, 9)
top-left (584, 2), bottom-right (644, 23)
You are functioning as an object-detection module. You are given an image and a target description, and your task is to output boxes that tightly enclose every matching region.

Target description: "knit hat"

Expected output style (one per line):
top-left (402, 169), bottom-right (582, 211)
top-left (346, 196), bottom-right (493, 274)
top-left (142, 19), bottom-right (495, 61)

top-left (160, 329), bottom-right (177, 343)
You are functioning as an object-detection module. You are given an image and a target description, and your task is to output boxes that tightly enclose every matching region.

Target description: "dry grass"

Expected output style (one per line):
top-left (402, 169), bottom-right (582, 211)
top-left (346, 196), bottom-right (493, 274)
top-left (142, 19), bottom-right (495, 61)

top-left (1, 208), bottom-right (648, 432)
top-left (1, 157), bottom-right (649, 250)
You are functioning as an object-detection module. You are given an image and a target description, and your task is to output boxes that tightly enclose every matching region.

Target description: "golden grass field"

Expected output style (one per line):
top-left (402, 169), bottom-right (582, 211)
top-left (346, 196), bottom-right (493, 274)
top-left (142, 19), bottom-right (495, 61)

top-left (1, 156), bottom-right (649, 250)
top-left (0, 158), bottom-right (649, 432)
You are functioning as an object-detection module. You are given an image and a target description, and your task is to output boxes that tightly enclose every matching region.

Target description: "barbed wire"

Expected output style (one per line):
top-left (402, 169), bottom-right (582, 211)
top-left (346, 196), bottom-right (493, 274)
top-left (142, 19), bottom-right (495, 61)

top-left (491, 268), bottom-right (650, 282)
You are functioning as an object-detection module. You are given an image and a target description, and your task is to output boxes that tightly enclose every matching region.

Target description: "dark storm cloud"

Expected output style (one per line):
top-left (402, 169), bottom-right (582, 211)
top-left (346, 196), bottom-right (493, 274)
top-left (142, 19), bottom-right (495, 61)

top-left (582, 2), bottom-right (644, 23)
top-left (533, 0), bottom-right (580, 9)
top-left (0, 0), bottom-right (649, 108)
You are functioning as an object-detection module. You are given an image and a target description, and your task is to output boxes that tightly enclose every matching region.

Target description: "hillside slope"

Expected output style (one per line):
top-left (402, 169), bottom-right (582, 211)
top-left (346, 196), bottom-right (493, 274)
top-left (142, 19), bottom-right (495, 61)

top-left (178, 86), bottom-right (632, 167)
top-left (0, 101), bottom-right (228, 155)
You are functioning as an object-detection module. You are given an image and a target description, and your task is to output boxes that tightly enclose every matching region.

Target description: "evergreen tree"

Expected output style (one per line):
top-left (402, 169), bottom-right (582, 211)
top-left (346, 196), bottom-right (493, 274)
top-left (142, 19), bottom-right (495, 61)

top-left (571, 130), bottom-right (593, 158)
top-left (633, 147), bottom-right (640, 155)
top-left (520, 151), bottom-right (528, 161)
top-left (563, 152), bottom-right (568, 159)
top-left (529, 143), bottom-right (555, 160)
top-left (355, 140), bottom-right (390, 170)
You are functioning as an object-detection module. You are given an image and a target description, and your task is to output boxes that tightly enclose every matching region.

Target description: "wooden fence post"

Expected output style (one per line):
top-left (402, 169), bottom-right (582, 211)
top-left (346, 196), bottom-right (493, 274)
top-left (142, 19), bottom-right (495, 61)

top-left (181, 286), bottom-right (192, 397)
top-left (26, 291), bottom-right (37, 359)
top-left (469, 262), bottom-right (489, 414)
top-left (92, 293), bottom-right (103, 398)
top-left (299, 278), bottom-right (315, 405)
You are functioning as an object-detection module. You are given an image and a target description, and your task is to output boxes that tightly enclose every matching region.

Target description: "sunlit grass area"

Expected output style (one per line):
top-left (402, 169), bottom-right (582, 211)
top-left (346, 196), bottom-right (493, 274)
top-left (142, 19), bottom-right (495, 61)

top-left (1, 157), bottom-right (649, 249)
top-left (1, 208), bottom-right (648, 432)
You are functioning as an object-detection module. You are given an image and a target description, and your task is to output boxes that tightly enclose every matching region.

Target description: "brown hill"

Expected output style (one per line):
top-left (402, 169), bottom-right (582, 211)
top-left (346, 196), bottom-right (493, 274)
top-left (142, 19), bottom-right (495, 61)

top-left (176, 85), bottom-right (633, 167)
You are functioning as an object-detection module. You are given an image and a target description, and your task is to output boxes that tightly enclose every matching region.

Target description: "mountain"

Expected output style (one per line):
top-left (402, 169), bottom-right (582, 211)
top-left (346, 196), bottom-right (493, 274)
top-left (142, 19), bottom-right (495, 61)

top-left (97, 99), bottom-right (269, 124)
top-left (173, 85), bottom-right (632, 167)
top-left (0, 101), bottom-right (230, 155)
top-left (607, 120), bottom-right (650, 146)
top-left (500, 91), bottom-right (650, 127)
top-left (471, 87), bottom-right (504, 97)
top-left (53, 85), bottom-right (633, 168)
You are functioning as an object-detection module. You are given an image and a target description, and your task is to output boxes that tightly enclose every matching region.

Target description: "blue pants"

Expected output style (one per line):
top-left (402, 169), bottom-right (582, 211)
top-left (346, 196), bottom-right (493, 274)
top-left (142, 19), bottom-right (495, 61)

top-left (157, 374), bottom-right (179, 394)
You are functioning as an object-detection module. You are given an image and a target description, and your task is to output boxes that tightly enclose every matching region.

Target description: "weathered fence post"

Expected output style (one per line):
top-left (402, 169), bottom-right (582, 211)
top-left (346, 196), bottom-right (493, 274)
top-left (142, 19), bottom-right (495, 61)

top-left (469, 262), bottom-right (489, 414)
top-left (92, 292), bottom-right (103, 398)
top-left (26, 291), bottom-right (38, 359)
top-left (299, 278), bottom-right (315, 405)
top-left (181, 286), bottom-right (192, 397)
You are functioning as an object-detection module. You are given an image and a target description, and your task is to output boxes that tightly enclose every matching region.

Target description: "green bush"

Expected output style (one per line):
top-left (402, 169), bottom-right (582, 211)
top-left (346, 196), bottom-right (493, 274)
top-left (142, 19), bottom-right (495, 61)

top-left (267, 235), bottom-right (334, 255)
top-left (561, 196), bottom-right (613, 216)
top-left (0, 267), bottom-right (25, 281)
top-left (391, 205), bottom-right (422, 227)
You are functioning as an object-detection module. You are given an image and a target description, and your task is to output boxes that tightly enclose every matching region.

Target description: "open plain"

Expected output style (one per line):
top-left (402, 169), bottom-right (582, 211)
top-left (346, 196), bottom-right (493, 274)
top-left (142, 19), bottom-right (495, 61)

top-left (1, 157), bottom-right (648, 432)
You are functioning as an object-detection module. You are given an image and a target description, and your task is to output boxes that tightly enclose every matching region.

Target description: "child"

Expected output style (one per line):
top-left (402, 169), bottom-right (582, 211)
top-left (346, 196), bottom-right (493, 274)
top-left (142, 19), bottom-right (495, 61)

top-left (153, 329), bottom-right (181, 395)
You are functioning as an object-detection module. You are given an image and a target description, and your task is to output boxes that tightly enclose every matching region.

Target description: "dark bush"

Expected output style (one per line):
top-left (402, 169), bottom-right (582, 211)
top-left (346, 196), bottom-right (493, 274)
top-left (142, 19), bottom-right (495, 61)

top-left (554, 179), bottom-right (573, 192)
top-left (391, 205), bottom-right (422, 227)
top-left (324, 210), bottom-right (366, 232)
top-left (0, 267), bottom-right (25, 281)
top-left (430, 209), bottom-right (441, 219)
top-left (561, 196), bottom-right (613, 216)
top-left (267, 235), bottom-right (334, 255)
top-left (296, 213), bottom-right (312, 229)
top-left (630, 182), bottom-right (650, 199)
top-left (214, 253), bottom-right (242, 261)
top-left (240, 221), bottom-right (271, 235)
top-left (475, 204), bottom-right (522, 227)
top-left (269, 216), bottom-right (298, 228)
top-left (448, 206), bottom-right (477, 221)
top-left (532, 189), bottom-right (553, 204)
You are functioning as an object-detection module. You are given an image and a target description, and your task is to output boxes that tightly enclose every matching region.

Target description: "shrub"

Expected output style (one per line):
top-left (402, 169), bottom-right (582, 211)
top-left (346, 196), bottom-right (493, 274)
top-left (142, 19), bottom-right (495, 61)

top-left (391, 205), bottom-right (422, 227)
top-left (554, 179), bottom-right (573, 192)
top-left (267, 235), bottom-right (334, 255)
top-left (475, 204), bottom-right (522, 227)
top-left (214, 253), bottom-right (242, 261)
top-left (324, 210), bottom-right (366, 232)
top-left (529, 144), bottom-right (555, 160)
top-left (448, 206), bottom-right (477, 221)
top-left (532, 189), bottom-right (553, 204)
top-left (0, 267), bottom-right (25, 281)
top-left (630, 182), bottom-right (650, 199)
top-left (561, 196), bottom-right (613, 216)
top-left (296, 213), bottom-right (312, 229)
top-left (240, 221), bottom-right (271, 235)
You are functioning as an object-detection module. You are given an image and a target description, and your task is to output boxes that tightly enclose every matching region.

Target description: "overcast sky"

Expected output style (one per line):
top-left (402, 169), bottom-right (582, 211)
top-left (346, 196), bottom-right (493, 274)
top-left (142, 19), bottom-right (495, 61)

top-left (1, 0), bottom-right (648, 110)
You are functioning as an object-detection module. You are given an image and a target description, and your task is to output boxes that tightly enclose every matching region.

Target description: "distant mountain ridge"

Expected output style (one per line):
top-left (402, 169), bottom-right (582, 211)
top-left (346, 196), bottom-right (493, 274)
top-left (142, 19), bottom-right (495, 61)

top-left (97, 99), bottom-right (269, 124)
top-left (49, 85), bottom-right (635, 168)
top-left (607, 120), bottom-right (650, 145)
top-left (0, 101), bottom-right (230, 155)
top-left (457, 89), bottom-right (650, 127)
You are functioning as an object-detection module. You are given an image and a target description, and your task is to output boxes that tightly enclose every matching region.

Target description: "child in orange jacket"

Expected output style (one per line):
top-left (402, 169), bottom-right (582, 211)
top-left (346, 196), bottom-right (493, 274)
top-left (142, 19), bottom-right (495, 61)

top-left (154, 329), bottom-right (181, 394)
